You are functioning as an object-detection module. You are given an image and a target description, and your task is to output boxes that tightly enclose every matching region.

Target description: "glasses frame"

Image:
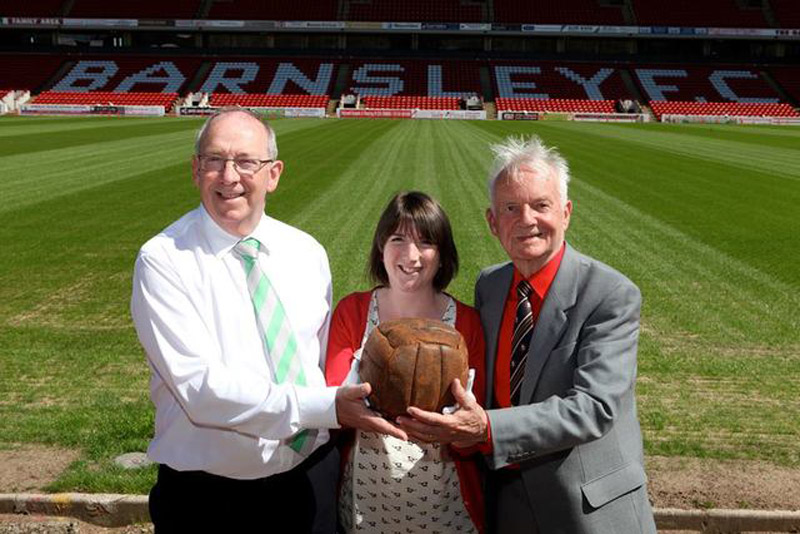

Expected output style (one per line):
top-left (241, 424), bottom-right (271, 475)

top-left (197, 154), bottom-right (274, 175)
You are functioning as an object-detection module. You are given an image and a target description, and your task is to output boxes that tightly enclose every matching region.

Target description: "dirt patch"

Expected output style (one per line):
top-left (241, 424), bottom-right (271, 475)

top-left (0, 446), bottom-right (80, 494)
top-left (0, 514), bottom-right (152, 533)
top-left (646, 456), bottom-right (800, 511)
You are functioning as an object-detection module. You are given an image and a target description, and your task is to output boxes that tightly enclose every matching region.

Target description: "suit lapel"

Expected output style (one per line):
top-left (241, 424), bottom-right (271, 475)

top-left (482, 264), bottom-right (513, 409)
top-left (520, 244), bottom-right (580, 402)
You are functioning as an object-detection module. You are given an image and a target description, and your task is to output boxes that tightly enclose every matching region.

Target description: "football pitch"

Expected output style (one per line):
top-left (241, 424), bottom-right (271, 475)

top-left (0, 115), bottom-right (798, 493)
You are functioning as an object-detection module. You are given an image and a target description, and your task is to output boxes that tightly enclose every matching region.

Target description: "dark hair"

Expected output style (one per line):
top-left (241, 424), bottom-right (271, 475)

top-left (367, 191), bottom-right (459, 292)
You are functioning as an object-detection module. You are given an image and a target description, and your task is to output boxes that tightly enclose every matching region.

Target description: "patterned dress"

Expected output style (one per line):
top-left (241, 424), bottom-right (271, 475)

top-left (339, 291), bottom-right (478, 534)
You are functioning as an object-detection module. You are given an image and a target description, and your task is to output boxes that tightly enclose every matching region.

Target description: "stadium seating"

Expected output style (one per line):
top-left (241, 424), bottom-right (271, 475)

top-left (768, 66), bottom-right (800, 104)
top-left (346, 0), bottom-right (484, 22)
top-left (492, 61), bottom-right (635, 101)
top-left (67, 0), bottom-right (200, 18)
top-left (209, 93), bottom-right (328, 108)
top-left (197, 58), bottom-right (337, 95)
top-left (0, 0), bottom-right (64, 17)
top-left (48, 56), bottom-right (205, 94)
top-left (33, 91), bottom-right (179, 108)
top-left (496, 98), bottom-right (616, 113)
top-left (770, 0), bottom-right (800, 28)
top-left (0, 54), bottom-right (68, 93)
top-left (633, 65), bottom-right (782, 103)
top-left (649, 101), bottom-right (799, 120)
top-left (345, 60), bottom-right (482, 98)
top-left (361, 96), bottom-right (460, 110)
top-left (493, 0), bottom-right (625, 24)
top-left (207, 0), bottom-right (338, 20)
top-left (630, 0), bottom-right (768, 28)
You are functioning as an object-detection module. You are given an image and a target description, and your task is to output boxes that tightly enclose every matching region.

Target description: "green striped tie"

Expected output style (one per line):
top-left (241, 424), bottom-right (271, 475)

top-left (234, 237), bottom-right (317, 456)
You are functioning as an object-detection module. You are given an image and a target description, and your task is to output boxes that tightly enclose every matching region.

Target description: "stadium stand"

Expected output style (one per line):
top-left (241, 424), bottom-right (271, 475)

top-left (769, 0), bottom-right (800, 28)
top-left (67, 0), bottom-right (201, 19)
top-left (496, 98), bottom-right (616, 113)
top-left (768, 66), bottom-right (800, 105)
top-left (198, 58), bottom-right (337, 95)
top-left (207, 0), bottom-right (339, 20)
top-left (346, 0), bottom-right (485, 23)
top-left (492, 61), bottom-right (635, 101)
top-left (33, 91), bottom-right (179, 108)
top-left (210, 93), bottom-right (328, 108)
top-left (0, 0), bottom-right (64, 17)
top-left (345, 60), bottom-right (482, 99)
top-left (633, 65), bottom-right (783, 103)
top-left (630, 0), bottom-right (768, 28)
top-left (649, 101), bottom-right (799, 120)
top-left (0, 54), bottom-right (67, 94)
top-left (1, 0), bottom-right (797, 122)
top-left (361, 95), bottom-right (460, 110)
top-left (494, 0), bottom-right (626, 24)
top-left (47, 56), bottom-right (205, 94)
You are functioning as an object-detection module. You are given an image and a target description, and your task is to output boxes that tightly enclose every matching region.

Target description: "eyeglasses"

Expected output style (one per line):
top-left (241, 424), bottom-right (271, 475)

top-left (197, 155), bottom-right (274, 175)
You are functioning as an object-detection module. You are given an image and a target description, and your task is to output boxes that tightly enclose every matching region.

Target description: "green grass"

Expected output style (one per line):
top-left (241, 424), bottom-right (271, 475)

top-left (0, 116), bottom-right (798, 493)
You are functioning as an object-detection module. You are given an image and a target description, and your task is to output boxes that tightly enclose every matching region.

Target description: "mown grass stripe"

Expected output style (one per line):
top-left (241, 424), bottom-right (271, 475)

top-left (545, 122), bottom-right (800, 181)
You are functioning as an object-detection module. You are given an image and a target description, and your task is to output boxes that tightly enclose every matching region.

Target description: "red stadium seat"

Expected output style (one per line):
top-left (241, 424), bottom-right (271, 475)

top-left (209, 93), bottom-right (328, 109)
top-left (345, 60), bottom-right (482, 100)
top-left (68, 0), bottom-right (200, 18)
top-left (491, 61), bottom-right (635, 101)
top-left (348, 0), bottom-right (484, 22)
top-left (33, 91), bottom-right (179, 109)
top-left (633, 64), bottom-right (783, 105)
top-left (208, 0), bottom-right (338, 20)
top-left (496, 98), bottom-right (616, 113)
top-left (649, 101), bottom-right (799, 120)
top-left (362, 95), bottom-right (460, 110)
top-left (494, 0), bottom-right (625, 24)
top-left (631, 0), bottom-right (768, 28)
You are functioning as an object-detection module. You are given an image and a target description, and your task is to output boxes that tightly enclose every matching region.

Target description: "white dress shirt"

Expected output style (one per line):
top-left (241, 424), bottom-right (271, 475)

top-left (131, 205), bottom-right (338, 479)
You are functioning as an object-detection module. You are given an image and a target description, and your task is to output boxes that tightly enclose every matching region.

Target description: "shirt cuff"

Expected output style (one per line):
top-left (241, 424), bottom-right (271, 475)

top-left (476, 417), bottom-right (494, 455)
top-left (295, 385), bottom-right (340, 430)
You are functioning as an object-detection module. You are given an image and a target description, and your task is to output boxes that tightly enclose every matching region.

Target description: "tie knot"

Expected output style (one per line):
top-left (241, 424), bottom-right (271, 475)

top-left (516, 279), bottom-right (533, 300)
top-left (233, 237), bottom-right (261, 260)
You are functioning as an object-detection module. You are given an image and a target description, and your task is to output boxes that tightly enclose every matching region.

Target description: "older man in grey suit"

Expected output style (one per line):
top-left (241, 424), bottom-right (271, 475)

top-left (399, 136), bottom-right (656, 533)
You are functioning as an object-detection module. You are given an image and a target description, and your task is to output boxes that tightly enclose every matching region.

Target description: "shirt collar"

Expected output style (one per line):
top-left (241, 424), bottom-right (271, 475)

top-left (199, 204), bottom-right (274, 258)
top-left (512, 241), bottom-right (566, 301)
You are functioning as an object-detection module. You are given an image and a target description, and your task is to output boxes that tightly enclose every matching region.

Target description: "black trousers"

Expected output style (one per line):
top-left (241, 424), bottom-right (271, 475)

top-left (149, 442), bottom-right (339, 533)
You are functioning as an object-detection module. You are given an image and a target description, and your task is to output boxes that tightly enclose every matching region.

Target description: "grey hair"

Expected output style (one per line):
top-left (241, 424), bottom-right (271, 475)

top-left (194, 107), bottom-right (278, 159)
top-left (487, 135), bottom-right (570, 209)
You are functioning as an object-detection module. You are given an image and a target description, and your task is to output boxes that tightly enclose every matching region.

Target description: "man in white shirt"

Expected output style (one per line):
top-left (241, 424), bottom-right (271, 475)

top-left (131, 109), bottom-right (405, 533)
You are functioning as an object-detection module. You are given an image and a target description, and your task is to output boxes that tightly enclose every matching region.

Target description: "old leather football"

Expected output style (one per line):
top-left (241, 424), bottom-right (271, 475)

top-left (360, 317), bottom-right (469, 418)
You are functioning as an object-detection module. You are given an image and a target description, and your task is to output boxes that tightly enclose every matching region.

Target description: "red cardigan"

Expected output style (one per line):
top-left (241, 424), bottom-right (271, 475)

top-left (325, 290), bottom-right (486, 533)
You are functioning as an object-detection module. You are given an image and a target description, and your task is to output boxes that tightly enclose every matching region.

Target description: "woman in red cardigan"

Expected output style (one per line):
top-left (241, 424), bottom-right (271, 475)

top-left (326, 191), bottom-right (486, 534)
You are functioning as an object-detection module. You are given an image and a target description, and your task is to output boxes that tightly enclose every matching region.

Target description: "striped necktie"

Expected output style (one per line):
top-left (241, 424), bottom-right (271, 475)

top-left (510, 280), bottom-right (534, 406)
top-left (234, 237), bottom-right (317, 456)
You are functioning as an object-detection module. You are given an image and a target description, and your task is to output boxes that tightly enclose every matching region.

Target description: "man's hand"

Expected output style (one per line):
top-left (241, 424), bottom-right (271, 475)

top-left (335, 383), bottom-right (408, 441)
top-left (397, 378), bottom-right (488, 448)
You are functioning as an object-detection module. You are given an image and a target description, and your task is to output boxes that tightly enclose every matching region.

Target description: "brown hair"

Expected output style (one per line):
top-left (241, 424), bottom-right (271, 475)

top-left (367, 191), bottom-right (459, 292)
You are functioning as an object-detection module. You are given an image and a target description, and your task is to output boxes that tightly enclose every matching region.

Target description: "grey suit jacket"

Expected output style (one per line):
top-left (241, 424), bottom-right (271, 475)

top-left (475, 244), bottom-right (656, 534)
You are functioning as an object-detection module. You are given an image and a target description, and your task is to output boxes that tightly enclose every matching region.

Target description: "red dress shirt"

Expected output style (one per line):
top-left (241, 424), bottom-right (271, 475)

top-left (477, 243), bottom-right (565, 457)
top-left (494, 243), bottom-right (565, 409)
